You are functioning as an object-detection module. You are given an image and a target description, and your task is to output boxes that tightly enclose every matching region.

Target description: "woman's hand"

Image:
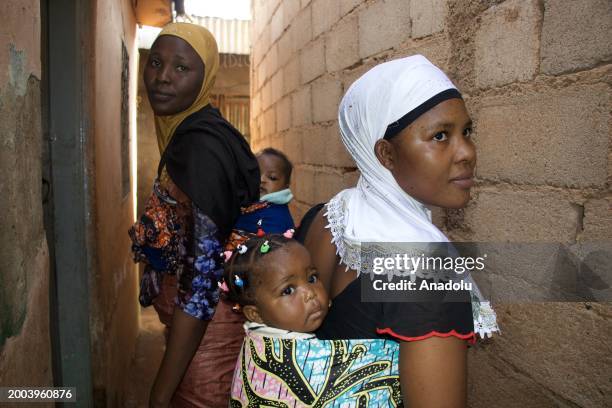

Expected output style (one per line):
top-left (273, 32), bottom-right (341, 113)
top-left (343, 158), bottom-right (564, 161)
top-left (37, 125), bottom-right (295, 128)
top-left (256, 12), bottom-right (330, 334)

top-left (149, 309), bottom-right (208, 407)
top-left (399, 336), bottom-right (467, 408)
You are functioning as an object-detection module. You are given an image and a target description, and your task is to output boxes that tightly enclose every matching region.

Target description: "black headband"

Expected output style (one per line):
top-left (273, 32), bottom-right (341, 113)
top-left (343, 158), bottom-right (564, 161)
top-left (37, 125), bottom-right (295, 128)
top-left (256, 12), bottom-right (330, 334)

top-left (383, 88), bottom-right (463, 140)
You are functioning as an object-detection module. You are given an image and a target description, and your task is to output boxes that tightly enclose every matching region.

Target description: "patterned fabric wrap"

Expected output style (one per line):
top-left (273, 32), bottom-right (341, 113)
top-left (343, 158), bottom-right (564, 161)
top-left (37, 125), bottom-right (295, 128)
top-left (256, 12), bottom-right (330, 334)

top-left (230, 330), bottom-right (403, 407)
top-left (129, 181), bottom-right (185, 307)
top-left (129, 180), bottom-right (224, 320)
top-left (178, 207), bottom-right (224, 320)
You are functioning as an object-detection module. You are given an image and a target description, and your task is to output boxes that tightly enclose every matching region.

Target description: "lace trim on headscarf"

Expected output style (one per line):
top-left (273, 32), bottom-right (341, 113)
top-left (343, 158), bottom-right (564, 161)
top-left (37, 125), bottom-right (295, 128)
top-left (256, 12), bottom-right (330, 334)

top-left (324, 193), bottom-right (361, 272)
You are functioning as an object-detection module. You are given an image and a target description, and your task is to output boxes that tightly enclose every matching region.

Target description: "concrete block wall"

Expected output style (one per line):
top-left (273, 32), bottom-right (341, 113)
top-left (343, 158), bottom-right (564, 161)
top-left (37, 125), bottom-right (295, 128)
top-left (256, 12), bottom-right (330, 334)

top-left (0, 0), bottom-right (53, 397)
top-left (250, 0), bottom-right (611, 406)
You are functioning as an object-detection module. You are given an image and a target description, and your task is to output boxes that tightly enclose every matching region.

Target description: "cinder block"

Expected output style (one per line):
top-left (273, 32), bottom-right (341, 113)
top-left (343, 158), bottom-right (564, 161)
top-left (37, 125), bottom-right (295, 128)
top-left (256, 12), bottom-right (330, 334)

top-left (291, 85), bottom-right (312, 127)
top-left (342, 169), bottom-right (360, 189)
top-left (265, 45), bottom-right (278, 82)
top-left (256, 59), bottom-right (267, 88)
top-left (395, 37), bottom-right (451, 71)
top-left (340, 0), bottom-right (362, 16)
top-left (294, 166), bottom-right (316, 204)
top-left (251, 90), bottom-right (261, 120)
top-left (410, 0), bottom-right (446, 38)
top-left (311, 75), bottom-right (342, 123)
top-left (261, 108), bottom-right (276, 138)
top-left (276, 96), bottom-right (292, 132)
top-left (251, 0), bottom-right (266, 41)
top-left (289, 200), bottom-right (310, 225)
top-left (261, 81), bottom-right (272, 111)
top-left (277, 29), bottom-right (295, 68)
top-left (259, 25), bottom-right (271, 63)
top-left (312, 0), bottom-right (341, 38)
top-left (463, 188), bottom-right (579, 243)
top-left (271, 71), bottom-right (283, 105)
top-left (283, 0), bottom-right (301, 30)
top-left (474, 84), bottom-right (609, 189)
top-left (541, 0), bottom-right (612, 75)
top-left (326, 14), bottom-right (360, 72)
top-left (469, 303), bottom-right (612, 408)
top-left (358, 0), bottom-right (411, 58)
top-left (474, 0), bottom-right (541, 88)
top-left (283, 57), bottom-right (301, 95)
top-left (313, 170), bottom-right (346, 203)
top-left (281, 129), bottom-right (303, 164)
top-left (341, 60), bottom-right (377, 91)
top-left (271, 8), bottom-right (284, 44)
top-left (293, 6), bottom-right (313, 50)
top-left (301, 125), bottom-right (328, 165)
top-left (324, 123), bottom-right (355, 168)
top-left (583, 198), bottom-right (612, 241)
top-left (300, 38), bottom-right (325, 84)
top-left (301, 0), bottom-right (312, 9)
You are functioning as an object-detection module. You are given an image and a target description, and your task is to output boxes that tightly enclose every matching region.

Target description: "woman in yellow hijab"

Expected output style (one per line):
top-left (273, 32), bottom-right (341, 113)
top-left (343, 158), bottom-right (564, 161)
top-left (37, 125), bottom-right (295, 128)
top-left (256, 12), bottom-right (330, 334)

top-left (130, 23), bottom-right (259, 407)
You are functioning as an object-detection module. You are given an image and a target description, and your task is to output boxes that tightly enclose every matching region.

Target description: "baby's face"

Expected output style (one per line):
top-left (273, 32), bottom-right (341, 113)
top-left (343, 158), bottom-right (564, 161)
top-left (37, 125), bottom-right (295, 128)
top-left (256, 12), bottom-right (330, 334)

top-left (258, 154), bottom-right (289, 196)
top-left (252, 243), bottom-right (329, 333)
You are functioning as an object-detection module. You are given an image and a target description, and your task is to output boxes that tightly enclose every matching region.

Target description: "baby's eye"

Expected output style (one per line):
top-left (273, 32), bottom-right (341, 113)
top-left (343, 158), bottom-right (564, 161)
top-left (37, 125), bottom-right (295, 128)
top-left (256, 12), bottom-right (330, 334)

top-left (433, 132), bottom-right (448, 142)
top-left (308, 273), bottom-right (319, 284)
top-left (281, 286), bottom-right (295, 296)
top-left (463, 127), bottom-right (473, 138)
top-left (269, 176), bottom-right (278, 181)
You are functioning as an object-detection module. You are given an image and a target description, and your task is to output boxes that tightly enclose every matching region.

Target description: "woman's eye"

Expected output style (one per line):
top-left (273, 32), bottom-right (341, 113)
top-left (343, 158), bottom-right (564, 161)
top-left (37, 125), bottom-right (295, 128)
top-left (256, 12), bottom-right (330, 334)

top-left (150, 59), bottom-right (161, 68)
top-left (176, 65), bottom-right (187, 72)
top-left (433, 132), bottom-right (448, 141)
top-left (463, 127), bottom-right (473, 138)
top-left (281, 286), bottom-right (295, 296)
top-left (308, 273), bottom-right (319, 284)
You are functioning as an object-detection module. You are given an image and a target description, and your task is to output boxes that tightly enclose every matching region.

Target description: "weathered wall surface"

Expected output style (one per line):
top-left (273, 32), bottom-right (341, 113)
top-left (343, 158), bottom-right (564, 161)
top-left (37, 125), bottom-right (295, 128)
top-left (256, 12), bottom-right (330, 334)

top-left (91, 0), bottom-right (140, 405)
top-left (250, 0), bottom-right (611, 406)
top-left (0, 0), bottom-right (53, 397)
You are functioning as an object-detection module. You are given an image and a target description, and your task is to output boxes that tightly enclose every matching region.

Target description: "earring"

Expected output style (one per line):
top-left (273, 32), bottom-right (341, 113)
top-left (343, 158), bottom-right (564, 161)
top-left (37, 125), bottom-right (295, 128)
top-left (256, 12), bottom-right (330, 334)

top-left (328, 299), bottom-right (332, 308)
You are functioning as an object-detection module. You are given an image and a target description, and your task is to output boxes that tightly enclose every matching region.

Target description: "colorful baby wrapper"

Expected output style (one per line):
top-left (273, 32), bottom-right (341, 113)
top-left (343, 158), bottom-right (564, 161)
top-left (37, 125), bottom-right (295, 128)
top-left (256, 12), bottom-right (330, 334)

top-left (230, 331), bottom-right (403, 407)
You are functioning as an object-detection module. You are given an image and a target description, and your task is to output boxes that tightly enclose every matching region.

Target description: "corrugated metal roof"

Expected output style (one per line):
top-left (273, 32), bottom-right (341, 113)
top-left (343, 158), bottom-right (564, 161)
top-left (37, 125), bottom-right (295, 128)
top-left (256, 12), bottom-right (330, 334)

top-left (138, 17), bottom-right (250, 55)
top-left (193, 16), bottom-right (251, 55)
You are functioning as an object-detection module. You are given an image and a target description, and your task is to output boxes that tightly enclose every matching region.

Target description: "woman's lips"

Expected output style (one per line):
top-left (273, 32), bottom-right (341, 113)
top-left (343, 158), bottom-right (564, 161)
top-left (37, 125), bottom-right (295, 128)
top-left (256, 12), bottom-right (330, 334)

top-left (150, 91), bottom-right (174, 102)
top-left (450, 177), bottom-right (474, 189)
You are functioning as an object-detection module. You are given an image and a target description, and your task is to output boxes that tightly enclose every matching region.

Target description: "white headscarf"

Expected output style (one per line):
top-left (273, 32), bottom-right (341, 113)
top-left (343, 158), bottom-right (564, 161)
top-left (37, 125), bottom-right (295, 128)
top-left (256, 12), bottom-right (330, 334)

top-left (325, 55), bottom-right (499, 338)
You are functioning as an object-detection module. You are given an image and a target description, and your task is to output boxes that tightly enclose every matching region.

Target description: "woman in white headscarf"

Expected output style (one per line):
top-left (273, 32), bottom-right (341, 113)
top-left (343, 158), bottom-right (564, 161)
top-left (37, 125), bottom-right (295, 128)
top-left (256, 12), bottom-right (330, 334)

top-left (301, 55), bottom-right (498, 407)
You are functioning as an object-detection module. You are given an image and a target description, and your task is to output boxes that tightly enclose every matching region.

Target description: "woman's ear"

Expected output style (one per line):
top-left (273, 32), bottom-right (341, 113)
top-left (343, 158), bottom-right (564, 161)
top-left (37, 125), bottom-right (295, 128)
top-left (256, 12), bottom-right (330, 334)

top-left (374, 139), bottom-right (395, 171)
top-left (242, 305), bottom-right (263, 323)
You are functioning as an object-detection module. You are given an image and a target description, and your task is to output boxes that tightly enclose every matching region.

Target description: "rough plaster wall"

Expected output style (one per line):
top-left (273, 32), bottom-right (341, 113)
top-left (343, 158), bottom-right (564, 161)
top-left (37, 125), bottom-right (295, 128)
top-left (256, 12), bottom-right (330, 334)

top-left (0, 0), bottom-right (53, 397)
top-left (91, 0), bottom-right (140, 405)
top-left (250, 0), bottom-right (612, 406)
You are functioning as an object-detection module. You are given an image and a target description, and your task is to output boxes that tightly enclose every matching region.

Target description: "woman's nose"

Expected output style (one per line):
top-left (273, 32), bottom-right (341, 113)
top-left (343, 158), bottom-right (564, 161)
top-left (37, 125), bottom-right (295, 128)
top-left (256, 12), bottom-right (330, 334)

top-left (454, 136), bottom-right (476, 165)
top-left (156, 65), bottom-right (171, 83)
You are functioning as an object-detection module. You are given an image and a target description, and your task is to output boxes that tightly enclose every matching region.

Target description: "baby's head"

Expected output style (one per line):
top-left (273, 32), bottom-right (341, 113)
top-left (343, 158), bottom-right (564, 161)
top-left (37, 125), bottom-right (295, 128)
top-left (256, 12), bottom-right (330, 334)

top-left (223, 235), bottom-right (329, 333)
top-left (257, 148), bottom-right (292, 196)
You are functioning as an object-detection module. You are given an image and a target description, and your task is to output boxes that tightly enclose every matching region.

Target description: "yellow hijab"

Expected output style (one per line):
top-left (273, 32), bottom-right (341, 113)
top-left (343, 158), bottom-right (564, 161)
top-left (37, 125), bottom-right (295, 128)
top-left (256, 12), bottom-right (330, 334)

top-left (153, 23), bottom-right (220, 154)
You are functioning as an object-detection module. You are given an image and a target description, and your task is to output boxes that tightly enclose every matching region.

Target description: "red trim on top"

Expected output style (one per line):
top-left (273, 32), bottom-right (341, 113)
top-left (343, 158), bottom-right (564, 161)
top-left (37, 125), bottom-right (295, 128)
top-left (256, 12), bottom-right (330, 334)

top-left (376, 327), bottom-right (476, 344)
